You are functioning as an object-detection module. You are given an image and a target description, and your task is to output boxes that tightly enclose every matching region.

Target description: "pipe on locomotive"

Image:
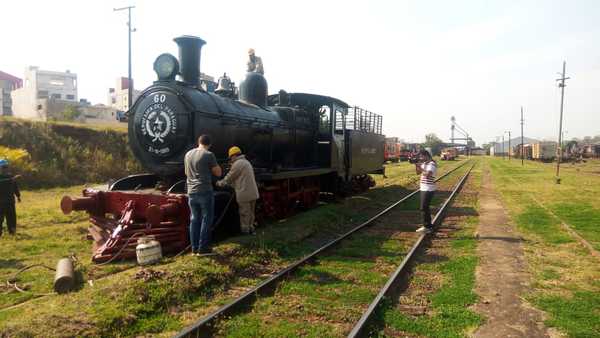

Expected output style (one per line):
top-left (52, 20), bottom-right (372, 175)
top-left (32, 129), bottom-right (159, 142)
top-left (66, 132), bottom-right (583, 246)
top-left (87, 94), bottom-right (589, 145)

top-left (173, 35), bottom-right (206, 86)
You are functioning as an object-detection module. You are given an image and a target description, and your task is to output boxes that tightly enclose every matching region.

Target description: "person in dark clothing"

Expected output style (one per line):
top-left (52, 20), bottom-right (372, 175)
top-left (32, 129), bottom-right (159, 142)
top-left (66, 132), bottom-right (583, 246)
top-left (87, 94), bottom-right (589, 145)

top-left (0, 159), bottom-right (21, 236)
top-left (184, 135), bottom-right (222, 255)
top-left (415, 150), bottom-right (437, 234)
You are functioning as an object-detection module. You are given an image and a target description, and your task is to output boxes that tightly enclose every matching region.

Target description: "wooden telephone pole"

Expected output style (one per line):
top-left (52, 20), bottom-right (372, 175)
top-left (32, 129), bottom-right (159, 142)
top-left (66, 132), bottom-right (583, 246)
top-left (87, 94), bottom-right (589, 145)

top-left (555, 61), bottom-right (570, 184)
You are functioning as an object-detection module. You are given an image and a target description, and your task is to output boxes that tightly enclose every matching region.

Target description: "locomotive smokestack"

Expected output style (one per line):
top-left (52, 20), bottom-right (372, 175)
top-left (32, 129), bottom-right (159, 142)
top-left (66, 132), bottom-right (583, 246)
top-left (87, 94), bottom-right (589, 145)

top-left (174, 35), bottom-right (206, 86)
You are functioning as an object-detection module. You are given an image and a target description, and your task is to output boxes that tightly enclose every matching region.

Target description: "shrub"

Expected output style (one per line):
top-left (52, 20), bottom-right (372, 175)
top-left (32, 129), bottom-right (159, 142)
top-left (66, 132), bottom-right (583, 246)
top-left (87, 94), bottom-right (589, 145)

top-left (0, 118), bottom-right (142, 188)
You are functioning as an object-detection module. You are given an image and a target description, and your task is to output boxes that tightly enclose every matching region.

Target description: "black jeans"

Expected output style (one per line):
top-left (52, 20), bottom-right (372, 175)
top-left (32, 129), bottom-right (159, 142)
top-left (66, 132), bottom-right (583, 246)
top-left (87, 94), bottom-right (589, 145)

top-left (0, 203), bottom-right (17, 235)
top-left (420, 191), bottom-right (435, 228)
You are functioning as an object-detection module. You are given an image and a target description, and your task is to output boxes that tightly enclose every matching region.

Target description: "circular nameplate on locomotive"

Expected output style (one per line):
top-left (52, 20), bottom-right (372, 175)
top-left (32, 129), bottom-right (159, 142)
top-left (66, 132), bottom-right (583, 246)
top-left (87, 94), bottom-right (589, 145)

top-left (133, 91), bottom-right (188, 158)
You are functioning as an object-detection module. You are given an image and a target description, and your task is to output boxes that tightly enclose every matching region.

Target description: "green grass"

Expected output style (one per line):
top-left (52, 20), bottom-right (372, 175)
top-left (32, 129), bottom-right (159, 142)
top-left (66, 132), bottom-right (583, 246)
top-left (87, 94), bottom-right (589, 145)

top-left (486, 157), bottom-right (600, 337)
top-left (552, 202), bottom-right (600, 250)
top-left (214, 162), bottom-right (474, 336)
top-left (0, 160), bottom-right (471, 337)
top-left (535, 291), bottom-right (600, 338)
top-left (380, 165), bottom-right (483, 337)
top-left (515, 204), bottom-right (573, 244)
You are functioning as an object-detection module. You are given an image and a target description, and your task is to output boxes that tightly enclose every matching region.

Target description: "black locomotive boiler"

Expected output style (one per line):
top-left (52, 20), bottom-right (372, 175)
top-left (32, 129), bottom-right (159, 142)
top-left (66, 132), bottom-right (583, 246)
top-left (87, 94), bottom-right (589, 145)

top-left (61, 36), bottom-right (385, 262)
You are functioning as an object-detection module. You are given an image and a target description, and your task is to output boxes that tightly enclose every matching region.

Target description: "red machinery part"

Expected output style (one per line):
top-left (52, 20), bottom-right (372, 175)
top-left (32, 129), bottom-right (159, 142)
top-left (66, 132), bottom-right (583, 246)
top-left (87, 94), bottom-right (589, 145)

top-left (64, 175), bottom-right (327, 264)
top-left (62, 189), bottom-right (190, 263)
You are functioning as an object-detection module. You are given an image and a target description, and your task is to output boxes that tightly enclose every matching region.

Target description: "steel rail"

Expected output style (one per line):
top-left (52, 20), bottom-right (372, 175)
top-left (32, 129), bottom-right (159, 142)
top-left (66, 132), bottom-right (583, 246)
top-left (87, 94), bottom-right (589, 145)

top-left (347, 163), bottom-right (475, 338)
top-left (174, 160), bottom-right (471, 338)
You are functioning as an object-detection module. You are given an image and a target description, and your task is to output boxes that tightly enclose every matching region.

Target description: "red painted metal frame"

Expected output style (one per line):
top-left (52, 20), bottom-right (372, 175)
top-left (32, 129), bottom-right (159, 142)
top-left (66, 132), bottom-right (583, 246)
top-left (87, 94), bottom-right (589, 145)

top-left (62, 175), bottom-right (323, 263)
top-left (62, 188), bottom-right (190, 263)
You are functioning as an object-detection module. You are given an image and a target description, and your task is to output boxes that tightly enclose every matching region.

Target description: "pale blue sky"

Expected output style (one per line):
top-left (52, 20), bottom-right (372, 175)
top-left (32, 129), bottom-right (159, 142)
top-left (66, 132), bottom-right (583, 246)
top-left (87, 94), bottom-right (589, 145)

top-left (3, 0), bottom-right (600, 144)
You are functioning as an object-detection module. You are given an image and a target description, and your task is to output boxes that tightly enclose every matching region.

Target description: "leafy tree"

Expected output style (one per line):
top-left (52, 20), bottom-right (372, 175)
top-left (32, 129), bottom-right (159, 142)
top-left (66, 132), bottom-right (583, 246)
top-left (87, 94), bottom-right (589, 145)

top-left (482, 143), bottom-right (492, 154)
top-left (62, 105), bottom-right (81, 121)
top-left (423, 133), bottom-right (444, 156)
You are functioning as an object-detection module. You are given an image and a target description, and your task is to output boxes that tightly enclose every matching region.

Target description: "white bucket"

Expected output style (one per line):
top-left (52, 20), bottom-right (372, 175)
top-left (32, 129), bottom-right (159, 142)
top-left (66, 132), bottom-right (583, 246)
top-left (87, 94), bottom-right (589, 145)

top-left (136, 236), bottom-right (162, 265)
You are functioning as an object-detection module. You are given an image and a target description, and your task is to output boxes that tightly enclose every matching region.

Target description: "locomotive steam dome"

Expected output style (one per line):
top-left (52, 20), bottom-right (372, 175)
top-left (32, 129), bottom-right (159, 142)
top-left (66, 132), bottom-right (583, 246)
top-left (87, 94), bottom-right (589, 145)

top-left (239, 72), bottom-right (268, 107)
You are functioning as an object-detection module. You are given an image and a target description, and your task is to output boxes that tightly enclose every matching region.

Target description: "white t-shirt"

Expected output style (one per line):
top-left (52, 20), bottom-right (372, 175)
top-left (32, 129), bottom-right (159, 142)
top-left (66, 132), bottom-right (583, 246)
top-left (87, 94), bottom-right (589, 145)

top-left (420, 161), bottom-right (437, 191)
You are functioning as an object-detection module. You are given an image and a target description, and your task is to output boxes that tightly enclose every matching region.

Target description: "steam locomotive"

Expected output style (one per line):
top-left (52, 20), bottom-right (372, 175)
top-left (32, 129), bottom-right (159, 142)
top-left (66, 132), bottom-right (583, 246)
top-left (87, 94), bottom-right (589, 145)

top-left (61, 36), bottom-right (385, 262)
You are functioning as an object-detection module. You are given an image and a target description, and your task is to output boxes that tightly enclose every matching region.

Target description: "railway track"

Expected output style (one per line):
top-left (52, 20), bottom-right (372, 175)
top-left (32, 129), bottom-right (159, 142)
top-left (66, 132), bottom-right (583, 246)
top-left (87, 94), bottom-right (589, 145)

top-left (175, 160), bottom-right (474, 337)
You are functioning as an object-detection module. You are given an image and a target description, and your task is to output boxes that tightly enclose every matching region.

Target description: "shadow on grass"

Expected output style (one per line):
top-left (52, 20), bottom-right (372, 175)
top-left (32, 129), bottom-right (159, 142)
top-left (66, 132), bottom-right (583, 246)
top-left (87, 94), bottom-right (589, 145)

top-left (0, 258), bottom-right (25, 270)
top-left (476, 236), bottom-right (523, 243)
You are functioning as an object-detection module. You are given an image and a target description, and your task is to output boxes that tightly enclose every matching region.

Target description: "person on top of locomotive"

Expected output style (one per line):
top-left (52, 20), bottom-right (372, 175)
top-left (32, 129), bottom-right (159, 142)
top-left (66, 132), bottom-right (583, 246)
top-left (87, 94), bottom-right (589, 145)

top-left (184, 135), bottom-right (222, 255)
top-left (217, 146), bottom-right (260, 235)
top-left (247, 48), bottom-right (264, 75)
top-left (0, 159), bottom-right (21, 236)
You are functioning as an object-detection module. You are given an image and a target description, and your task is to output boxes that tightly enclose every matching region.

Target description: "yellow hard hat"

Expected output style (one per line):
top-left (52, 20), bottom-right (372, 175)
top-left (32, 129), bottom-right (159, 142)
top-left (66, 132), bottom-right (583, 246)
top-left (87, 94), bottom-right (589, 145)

top-left (228, 146), bottom-right (242, 158)
top-left (248, 48), bottom-right (255, 55)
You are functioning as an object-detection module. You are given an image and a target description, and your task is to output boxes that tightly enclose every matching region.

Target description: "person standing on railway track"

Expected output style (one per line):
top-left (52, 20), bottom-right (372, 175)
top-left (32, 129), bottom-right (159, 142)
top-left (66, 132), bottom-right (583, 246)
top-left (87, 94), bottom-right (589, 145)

top-left (0, 159), bottom-right (21, 236)
top-left (216, 146), bottom-right (259, 235)
top-left (415, 150), bottom-right (437, 234)
top-left (184, 135), bottom-right (222, 255)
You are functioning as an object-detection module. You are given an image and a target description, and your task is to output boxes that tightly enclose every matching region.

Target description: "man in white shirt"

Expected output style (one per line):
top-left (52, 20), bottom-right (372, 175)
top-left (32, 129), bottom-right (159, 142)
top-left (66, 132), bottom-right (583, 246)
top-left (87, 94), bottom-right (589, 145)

top-left (415, 150), bottom-right (437, 234)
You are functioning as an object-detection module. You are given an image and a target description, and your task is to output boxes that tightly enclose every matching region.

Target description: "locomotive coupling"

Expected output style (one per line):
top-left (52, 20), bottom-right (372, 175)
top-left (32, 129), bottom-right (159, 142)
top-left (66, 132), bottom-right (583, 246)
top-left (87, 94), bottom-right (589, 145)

top-left (61, 195), bottom-right (96, 214)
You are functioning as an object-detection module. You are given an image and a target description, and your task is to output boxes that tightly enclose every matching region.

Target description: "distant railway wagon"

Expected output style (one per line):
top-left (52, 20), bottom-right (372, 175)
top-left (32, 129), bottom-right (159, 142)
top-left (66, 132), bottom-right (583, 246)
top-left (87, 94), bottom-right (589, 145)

top-left (513, 144), bottom-right (532, 160)
top-left (583, 144), bottom-right (600, 158)
top-left (441, 147), bottom-right (458, 160)
top-left (384, 138), bottom-right (410, 162)
top-left (384, 138), bottom-right (400, 162)
top-left (532, 142), bottom-right (557, 162)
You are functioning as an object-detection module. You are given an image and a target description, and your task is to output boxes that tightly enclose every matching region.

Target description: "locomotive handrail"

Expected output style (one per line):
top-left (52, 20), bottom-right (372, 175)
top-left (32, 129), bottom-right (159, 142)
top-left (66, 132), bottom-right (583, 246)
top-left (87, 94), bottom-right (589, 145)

top-left (173, 160), bottom-right (471, 338)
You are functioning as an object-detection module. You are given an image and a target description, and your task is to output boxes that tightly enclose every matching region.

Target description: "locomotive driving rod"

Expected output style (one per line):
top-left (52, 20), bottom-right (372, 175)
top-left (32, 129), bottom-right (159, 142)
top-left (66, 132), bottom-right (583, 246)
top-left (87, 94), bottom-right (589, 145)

top-left (174, 160), bottom-right (472, 338)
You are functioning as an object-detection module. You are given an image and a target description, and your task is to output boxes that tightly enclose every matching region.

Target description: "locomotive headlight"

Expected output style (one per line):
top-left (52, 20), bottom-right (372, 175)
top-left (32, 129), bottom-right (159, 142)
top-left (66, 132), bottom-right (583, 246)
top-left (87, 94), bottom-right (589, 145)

top-left (153, 53), bottom-right (179, 81)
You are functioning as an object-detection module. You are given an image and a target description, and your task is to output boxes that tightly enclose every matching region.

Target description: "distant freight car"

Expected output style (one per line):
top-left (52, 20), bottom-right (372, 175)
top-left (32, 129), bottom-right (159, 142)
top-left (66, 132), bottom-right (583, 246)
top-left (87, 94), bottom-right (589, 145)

top-left (441, 147), bottom-right (458, 160)
top-left (384, 138), bottom-right (400, 162)
top-left (532, 142), bottom-right (557, 162)
top-left (513, 144), bottom-right (532, 160)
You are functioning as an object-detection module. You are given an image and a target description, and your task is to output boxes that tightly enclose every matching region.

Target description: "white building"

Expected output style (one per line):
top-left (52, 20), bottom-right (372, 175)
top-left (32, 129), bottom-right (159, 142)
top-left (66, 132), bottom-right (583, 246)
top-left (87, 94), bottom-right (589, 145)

top-left (11, 66), bottom-right (78, 120)
top-left (107, 77), bottom-right (140, 111)
top-left (0, 71), bottom-right (23, 116)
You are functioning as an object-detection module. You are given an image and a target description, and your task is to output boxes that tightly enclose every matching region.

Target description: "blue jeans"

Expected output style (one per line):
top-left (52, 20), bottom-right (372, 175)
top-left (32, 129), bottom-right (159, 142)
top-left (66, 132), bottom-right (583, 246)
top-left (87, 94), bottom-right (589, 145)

top-left (188, 191), bottom-right (215, 251)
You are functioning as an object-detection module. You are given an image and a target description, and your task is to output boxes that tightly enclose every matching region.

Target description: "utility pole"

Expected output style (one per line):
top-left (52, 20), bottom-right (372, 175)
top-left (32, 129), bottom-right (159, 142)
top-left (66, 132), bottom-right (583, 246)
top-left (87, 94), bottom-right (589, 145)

top-left (502, 134), bottom-right (505, 160)
top-left (506, 131), bottom-right (511, 160)
top-left (451, 116), bottom-right (455, 145)
top-left (555, 61), bottom-right (570, 184)
top-left (521, 106), bottom-right (524, 166)
top-left (114, 6), bottom-right (136, 110)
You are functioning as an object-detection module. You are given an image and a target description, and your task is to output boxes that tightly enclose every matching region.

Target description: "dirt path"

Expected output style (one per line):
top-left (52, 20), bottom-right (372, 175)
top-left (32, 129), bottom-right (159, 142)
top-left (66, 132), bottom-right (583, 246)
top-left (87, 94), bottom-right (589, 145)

top-left (472, 168), bottom-right (552, 338)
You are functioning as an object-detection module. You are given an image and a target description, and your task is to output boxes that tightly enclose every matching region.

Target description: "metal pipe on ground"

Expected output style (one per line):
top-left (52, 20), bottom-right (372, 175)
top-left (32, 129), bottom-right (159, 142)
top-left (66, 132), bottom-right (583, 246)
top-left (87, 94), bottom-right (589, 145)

top-left (53, 258), bottom-right (75, 294)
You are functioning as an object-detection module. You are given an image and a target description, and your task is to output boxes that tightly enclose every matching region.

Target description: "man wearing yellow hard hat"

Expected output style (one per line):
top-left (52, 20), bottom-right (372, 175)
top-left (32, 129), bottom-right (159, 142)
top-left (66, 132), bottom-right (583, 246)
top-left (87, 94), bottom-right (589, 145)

top-left (216, 146), bottom-right (259, 234)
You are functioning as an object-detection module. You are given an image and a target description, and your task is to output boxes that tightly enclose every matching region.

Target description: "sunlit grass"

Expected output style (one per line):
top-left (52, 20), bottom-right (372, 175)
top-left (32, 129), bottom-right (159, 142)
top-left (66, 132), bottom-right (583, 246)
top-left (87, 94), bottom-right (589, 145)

top-left (486, 157), bottom-right (600, 337)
